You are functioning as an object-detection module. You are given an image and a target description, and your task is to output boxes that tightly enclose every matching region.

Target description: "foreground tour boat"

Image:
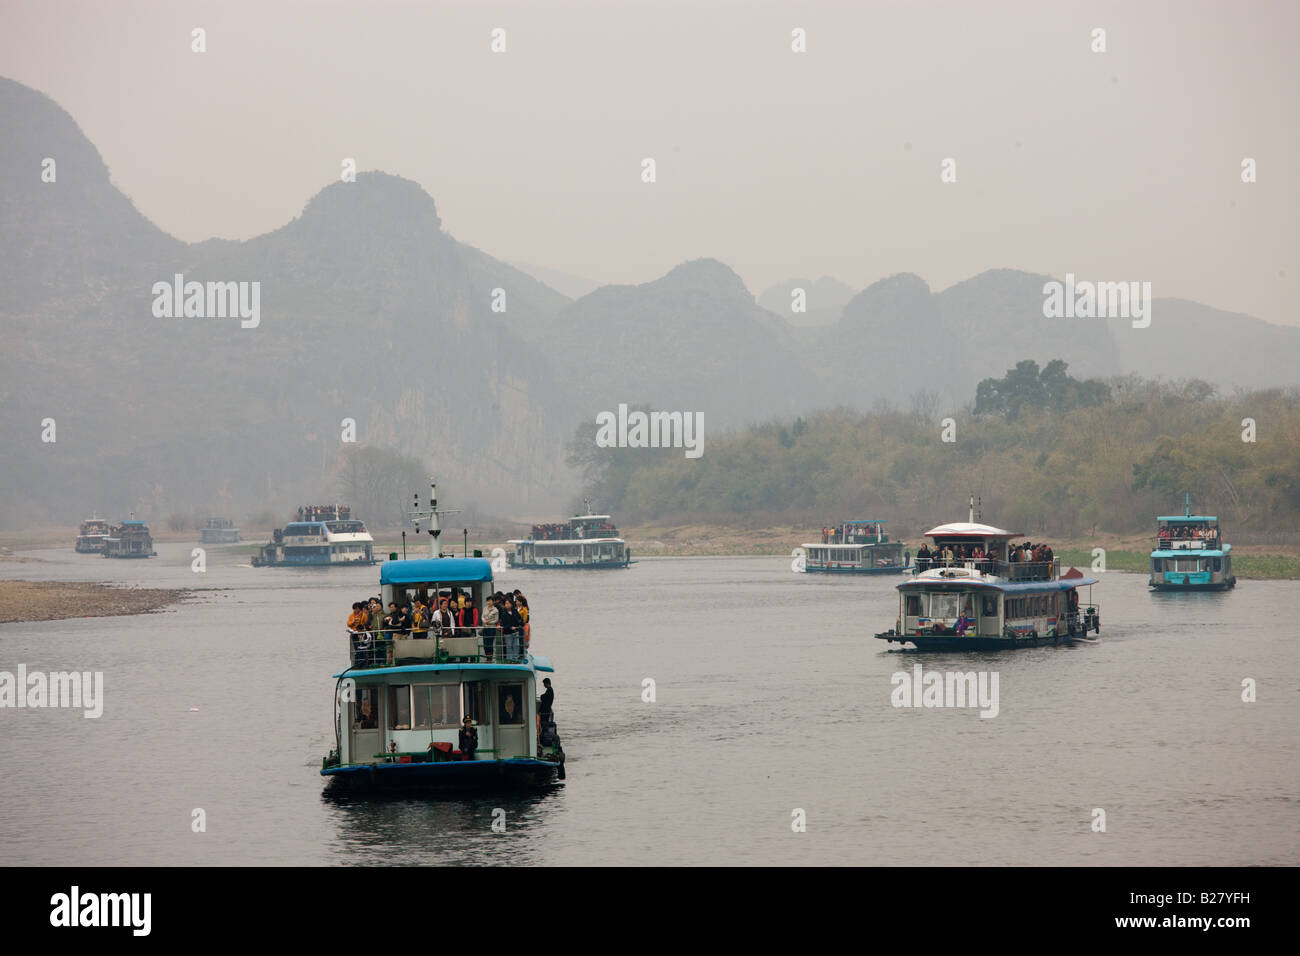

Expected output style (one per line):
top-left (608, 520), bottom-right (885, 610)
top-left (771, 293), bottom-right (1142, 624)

top-left (322, 516), bottom-right (565, 790)
top-left (102, 519), bottom-right (156, 558)
top-left (875, 506), bottom-right (1099, 650)
top-left (507, 503), bottom-right (630, 568)
top-left (801, 519), bottom-right (909, 574)
top-left (199, 517), bottom-right (240, 544)
top-left (75, 516), bottom-right (111, 553)
top-left (252, 505), bottom-right (374, 567)
top-left (1149, 495), bottom-right (1235, 591)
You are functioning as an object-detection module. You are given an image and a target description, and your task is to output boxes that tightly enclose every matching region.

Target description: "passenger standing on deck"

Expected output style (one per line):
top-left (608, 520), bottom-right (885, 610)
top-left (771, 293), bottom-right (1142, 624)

top-left (410, 598), bottom-right (430, 639)
top-left (459, 716), bottom-right (478, 761)
top-left (538, 677), bottom-right (554, 716)
top-left (500, 595), bottom-right (523, 660)
top-left (456, 593), bottom-right (479, 636)
top-left (347, 602), bottom-right (367, 631)
top-left (367, 598), bottom-right (384, 637)
top-left (481, 593), bottom-right (499, 660)
top-left (431, 596), bottom-right (454, 635)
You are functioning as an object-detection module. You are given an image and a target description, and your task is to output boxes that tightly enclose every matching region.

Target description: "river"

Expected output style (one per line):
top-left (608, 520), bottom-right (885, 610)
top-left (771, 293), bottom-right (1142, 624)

top-left (0, 545), bottom-right (1295, 865)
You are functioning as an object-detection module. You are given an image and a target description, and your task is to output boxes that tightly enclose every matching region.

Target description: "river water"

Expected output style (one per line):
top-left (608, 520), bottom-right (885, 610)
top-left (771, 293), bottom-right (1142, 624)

top-left (0, 545), bottom-right (1295, 865)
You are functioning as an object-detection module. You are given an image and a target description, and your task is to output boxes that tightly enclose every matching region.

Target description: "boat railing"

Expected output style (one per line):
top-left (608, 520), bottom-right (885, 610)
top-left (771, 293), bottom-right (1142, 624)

top-left (1155, 535), bottom-right (1219, 550)
top-left (347, 627), bottom-right (531, 668)
top-left (914, 558), bottom-right (1058, 581)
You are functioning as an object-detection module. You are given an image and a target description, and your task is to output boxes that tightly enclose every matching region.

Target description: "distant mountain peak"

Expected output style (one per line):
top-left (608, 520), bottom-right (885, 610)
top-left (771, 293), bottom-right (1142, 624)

top-left (295, 171), bottom-right (443, 236)
top-left (655, 257), bottom-right (752, 299)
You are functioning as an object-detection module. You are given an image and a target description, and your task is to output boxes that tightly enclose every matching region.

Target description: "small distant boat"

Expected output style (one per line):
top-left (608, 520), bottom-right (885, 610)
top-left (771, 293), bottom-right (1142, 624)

top-left (1149, 494), bottom-right (1235, 591)
top-left (507, 500), bottom-right (630, 569)
top-left (875, 498), bottom-right (1099, 650)
top-left (102, 519), bottom-right (156, 558)
top-left (199, 517), bottom-right (240, 544)
top-left (252, 505), bottom-right (375, 567)
top-left (800, 520), bottom-right (910, 574)
top-left (74, 516), bottom-right (111, 553)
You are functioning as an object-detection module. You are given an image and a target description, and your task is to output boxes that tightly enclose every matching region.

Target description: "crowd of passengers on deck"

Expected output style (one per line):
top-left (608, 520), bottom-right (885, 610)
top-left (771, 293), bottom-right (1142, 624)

top-left (819, 526), bottom-right (882, 544)
top-left (915, 541), bottom-right (1055, 575)
top-left (530, 522), bottom-right (615, 540)
top-left (1159, 524), bottom-right (1219, 543)
top-left (346, 589), bottom-right (531, 660)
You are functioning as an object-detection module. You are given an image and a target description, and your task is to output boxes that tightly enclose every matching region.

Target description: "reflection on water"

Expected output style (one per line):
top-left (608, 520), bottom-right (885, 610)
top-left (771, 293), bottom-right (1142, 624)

top-left (323, 789), bottom-right (562, 865)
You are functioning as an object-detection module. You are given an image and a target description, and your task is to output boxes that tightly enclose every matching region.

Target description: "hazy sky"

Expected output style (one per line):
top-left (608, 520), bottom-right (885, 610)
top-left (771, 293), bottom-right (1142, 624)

top-left (2, 0), bottom-right (1296, 324)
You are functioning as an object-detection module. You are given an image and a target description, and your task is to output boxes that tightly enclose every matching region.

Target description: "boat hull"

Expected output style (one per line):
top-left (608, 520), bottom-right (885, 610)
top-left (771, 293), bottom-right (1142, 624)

top-left (875, 626), bottom-right (1097, 651)
top-left (322, 757), bottom-right (562, 790)
top-left (1149, 577), bottom-right (1235, 591)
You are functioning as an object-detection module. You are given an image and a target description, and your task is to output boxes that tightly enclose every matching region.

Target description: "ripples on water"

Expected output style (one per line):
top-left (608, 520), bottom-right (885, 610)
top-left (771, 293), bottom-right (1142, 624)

top-left (0, 547), bottom-right (1295, 865)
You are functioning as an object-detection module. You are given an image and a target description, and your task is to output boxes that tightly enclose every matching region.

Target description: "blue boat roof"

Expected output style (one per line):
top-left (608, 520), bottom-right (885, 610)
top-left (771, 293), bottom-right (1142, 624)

top-left (121, 520), bottom-right (146, 525)
top-left (1152, 545), bottom-right (1230, 556)
top-left (380, 557), bottom-right (494, 585)
top-left (334, 662), bottom-right (535, 679)
top-left (839, 519), bottom-right (885, 524)
top-left (1157, 515), bottom-right (1217, 522)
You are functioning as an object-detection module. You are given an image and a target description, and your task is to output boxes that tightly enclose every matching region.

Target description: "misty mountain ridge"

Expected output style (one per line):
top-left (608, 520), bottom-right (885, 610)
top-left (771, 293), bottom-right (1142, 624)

top-left (2, 74), bottom-right (1295, 528)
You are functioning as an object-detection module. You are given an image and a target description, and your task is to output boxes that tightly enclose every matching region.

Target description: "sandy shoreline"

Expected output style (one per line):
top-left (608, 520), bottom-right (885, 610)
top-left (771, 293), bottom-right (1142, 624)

top-left (0, 580), bottom-right (191, 625)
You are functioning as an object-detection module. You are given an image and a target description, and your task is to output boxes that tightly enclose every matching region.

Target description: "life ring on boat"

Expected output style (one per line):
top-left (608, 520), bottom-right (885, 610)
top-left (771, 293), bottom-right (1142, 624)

top-left (355, 631), bottom-right (372, 649)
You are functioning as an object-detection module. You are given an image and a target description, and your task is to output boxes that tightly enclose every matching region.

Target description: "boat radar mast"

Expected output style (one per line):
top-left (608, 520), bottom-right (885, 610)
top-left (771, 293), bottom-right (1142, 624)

top-left (968, 494), bottom-right (982, 524)
top-left (408, 477), bottom-right (462, 558)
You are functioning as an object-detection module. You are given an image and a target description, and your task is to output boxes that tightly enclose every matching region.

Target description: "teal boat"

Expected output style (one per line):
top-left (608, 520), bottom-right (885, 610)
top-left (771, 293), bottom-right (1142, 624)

top-left (1149, 495), bottom-right (1235, 591)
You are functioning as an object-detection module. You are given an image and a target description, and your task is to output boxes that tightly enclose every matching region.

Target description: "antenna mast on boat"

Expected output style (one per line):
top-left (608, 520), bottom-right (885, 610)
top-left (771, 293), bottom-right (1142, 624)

top-left (408, 477), bottom-right (461, 559)
top-left (1185, 491), bottom-right (1191, 518)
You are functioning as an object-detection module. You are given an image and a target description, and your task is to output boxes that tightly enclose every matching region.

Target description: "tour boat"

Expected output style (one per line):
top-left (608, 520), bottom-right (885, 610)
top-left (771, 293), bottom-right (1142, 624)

top-left (74, 516), bottom-right (111, 553)
top-left (507, 502), bottom-right (630, 568)
top-left (875, 501), bottom-right (1099, 650)
top-left (321, 485), bottom-right (564, 790)
top-left (252, 505), bottom-right (374, 567)
top-left (102, 519), bottom-right (156, 558)
top-left (1148, 495), bottom-right (1235, 591)
top-left (199, 517), bottom-right (240, 544)
top-left (799, 520), bottom-right (910, 574)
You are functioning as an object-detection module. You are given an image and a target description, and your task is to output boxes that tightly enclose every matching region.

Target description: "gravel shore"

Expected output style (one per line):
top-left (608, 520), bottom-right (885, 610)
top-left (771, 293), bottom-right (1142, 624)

top-left (0, 580), bottom-right (190, 624)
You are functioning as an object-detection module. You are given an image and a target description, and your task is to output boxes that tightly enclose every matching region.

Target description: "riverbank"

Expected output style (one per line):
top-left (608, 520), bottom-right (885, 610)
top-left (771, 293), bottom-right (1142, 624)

top-left (0, 580), bottom-right (191, 624)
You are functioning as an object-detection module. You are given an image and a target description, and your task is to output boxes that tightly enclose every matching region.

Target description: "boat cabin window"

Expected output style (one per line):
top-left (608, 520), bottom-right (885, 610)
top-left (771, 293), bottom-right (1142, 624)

top-left (464, 681), bottom-right (490, 724)
top-left (497, 684), bottom-right (525, 725)
top-left (982, 595), bottom-right (998, 617)
top-left (930, 594), bottom-right (959, 619)
top-left (411, 684), bottom-right (460, 730)
top-left (904, 594), bottom-right (923, 616)
top-left (352, 687), bottom-right (379, 729)
top-left (388, 684), bottom-right (412, 730)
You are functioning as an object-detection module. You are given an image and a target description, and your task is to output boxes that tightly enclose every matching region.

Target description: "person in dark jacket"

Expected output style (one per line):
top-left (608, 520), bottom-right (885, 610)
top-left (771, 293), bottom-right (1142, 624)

top-left (538, 677), bottom-right (554, 715)
top-left (499, 596), bottom-right (524, 660)
top-left (458, 716), bottom-right (478, 760)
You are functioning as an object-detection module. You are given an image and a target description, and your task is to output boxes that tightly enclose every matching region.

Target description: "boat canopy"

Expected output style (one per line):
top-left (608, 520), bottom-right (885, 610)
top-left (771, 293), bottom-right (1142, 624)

top-left (380, 557), bottom-right (494, 586)
top-left (334, 661), bottom-right (532, 679)
top-left (1157, 515), bottom-right (1218, 522)
top-left (923, 521), bottom-right (1019, 538)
